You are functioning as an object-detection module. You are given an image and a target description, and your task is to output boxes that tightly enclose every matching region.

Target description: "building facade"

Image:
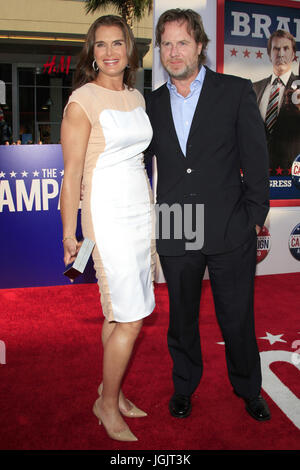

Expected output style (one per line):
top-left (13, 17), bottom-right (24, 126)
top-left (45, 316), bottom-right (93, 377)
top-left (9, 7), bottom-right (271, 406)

top-left (0, 0), bottom-right (153, 144)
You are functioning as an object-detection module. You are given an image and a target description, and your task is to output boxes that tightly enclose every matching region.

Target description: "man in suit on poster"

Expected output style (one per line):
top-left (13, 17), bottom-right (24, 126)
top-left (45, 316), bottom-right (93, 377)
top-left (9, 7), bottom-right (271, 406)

top-left (145, 9), bottom-right (271, 421)
top-left (253, 30), bottom-right (300, 175)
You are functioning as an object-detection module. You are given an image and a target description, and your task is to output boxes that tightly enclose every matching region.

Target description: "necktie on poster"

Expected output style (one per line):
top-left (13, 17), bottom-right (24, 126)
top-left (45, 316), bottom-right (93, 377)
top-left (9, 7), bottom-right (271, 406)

top-left (265, 78), bottom-right (281, 133)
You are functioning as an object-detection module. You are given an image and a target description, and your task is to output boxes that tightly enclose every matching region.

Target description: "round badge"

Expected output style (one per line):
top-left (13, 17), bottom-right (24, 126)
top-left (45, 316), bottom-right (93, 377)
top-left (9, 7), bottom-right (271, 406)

top-left (289, 223), bottom-right (300, 261)
top-left (256, 226), bottom-right (271, 263)
top-left (291, 154), bottom-right (300, 190)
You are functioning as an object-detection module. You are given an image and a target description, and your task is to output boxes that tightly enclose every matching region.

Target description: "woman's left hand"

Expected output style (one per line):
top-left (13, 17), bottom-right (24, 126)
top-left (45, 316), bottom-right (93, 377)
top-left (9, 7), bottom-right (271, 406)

top-left (63, 238), bottom-right (82, 266)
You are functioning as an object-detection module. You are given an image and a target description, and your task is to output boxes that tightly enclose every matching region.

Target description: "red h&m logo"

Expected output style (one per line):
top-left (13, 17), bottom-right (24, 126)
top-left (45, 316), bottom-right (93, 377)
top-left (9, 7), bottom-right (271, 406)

top-left (43, 56), bottom-right (71, 75)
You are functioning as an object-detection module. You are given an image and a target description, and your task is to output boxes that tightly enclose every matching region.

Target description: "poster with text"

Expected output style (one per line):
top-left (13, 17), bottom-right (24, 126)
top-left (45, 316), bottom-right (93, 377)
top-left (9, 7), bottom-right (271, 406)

top-left (217, 0), bottom-right (300, 206)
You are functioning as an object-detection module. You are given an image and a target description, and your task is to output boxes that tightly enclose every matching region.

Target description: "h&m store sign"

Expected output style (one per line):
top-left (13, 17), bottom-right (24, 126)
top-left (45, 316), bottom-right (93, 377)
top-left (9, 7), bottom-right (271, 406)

top-left (42, 55), bottom-right (71, 75)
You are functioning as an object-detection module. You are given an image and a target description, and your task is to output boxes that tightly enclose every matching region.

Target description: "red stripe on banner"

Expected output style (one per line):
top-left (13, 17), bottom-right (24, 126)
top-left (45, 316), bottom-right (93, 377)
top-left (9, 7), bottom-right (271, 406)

top-left (216, 0), bottom-right (225, 72)
top-left (271, 199), bottom-right (300, 207)
top-left (225, 0), bottom-right (300, 8)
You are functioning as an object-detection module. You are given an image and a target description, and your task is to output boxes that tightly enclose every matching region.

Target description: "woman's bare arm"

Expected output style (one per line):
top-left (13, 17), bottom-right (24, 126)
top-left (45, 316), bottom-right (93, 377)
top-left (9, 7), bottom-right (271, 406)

top-left (60, 102), bottom-right (91, 265)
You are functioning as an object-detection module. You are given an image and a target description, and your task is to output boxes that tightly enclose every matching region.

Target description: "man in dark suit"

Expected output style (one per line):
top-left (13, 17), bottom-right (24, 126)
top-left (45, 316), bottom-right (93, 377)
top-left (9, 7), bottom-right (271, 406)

top-left (253, 30), bottom-right (300, 175)
top-left (145, 9), bottom-right (271, 421)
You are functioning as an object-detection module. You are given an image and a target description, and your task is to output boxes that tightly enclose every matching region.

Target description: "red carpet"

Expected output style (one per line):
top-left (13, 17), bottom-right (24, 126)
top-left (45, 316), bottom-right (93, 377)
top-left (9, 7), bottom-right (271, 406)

top-left (1, 273), bottom-right (300, 452)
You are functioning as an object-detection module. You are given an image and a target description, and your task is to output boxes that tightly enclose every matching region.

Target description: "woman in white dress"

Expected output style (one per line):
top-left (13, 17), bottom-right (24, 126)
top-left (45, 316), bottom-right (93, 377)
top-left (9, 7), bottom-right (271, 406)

top-left (60, 15), bottom-right (155, 442)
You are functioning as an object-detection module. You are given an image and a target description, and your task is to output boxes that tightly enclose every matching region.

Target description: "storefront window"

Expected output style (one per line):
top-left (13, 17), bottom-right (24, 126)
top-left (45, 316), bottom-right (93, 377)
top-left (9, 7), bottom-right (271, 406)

top-left (18, 66), bottom-right (73, 144)
top-left (0, 63), bottom-right (12, 83)
top-left (1, 61), bottom-right (150, 145)
top-left (19, 81), bottom-right (34, 144)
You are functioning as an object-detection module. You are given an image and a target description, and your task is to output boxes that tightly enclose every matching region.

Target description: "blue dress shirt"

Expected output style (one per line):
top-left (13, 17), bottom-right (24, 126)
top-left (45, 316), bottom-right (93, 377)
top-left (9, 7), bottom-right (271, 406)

top-left (166, 66), bottom-right (206, 156)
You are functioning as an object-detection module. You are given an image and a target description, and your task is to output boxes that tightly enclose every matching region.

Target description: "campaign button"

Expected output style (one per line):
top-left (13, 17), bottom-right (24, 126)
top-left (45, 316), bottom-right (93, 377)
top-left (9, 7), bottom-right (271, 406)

top-left (291, 154), bottom-right (300, 191)
top-left (256, 226), bottom-right (271, 263)
top-left (289, 223), bottom-right (300, 261)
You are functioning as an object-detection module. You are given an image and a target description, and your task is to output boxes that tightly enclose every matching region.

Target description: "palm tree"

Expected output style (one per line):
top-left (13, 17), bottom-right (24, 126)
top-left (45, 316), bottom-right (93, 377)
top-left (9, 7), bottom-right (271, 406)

top-left (84, 0), bottom-right (153, 27)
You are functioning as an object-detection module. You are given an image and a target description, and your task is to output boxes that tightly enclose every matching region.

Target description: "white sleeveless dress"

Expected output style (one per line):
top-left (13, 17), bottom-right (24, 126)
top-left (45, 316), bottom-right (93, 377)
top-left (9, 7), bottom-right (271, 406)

top-left (65, 83), bottom-right (156, 322)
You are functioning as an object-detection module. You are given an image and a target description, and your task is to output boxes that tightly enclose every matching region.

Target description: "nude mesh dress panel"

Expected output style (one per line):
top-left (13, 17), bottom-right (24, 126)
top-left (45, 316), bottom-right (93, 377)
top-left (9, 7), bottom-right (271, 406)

top-left (65, 83), bottom-right (155, 322)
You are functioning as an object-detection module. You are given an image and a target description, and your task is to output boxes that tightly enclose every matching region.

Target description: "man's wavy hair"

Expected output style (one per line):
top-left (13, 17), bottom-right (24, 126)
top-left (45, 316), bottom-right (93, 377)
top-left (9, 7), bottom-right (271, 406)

top-left (73, 15), bottom-right (139, 91)
top-left (155, 8), bottom-right (209, 66)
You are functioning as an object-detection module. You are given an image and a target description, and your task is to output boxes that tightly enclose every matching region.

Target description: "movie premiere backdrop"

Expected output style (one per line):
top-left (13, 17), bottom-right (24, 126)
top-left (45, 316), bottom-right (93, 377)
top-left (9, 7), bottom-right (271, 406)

top-left (1, 0), bottom-right (300, 289)
top-left (0, 145), bottom-right (96, 288)
top-left (215, 0), bottom-right (300, 276)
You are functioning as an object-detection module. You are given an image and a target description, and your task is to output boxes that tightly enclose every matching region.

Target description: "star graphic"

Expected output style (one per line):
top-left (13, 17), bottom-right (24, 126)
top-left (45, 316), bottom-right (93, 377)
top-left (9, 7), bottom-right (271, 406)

top-left (60, 170), bottom-right (64, 176)
top-left (259, 332), bottom-right (287, 345)
top-left (21, 170), bottom-right (28, 177)
top-left (256, 50), bottom-right (263, 59)
top-left (276, 166), bottom-right (283, 175)
top-left (287, 168), bottom-right (291, 175)
top-left (33, 170), bottom-right (39, 177)
top-left (10, 171), bottom-right (17, 178)
top-left (230, 48), bottom-right (238, 56)
top-left (243, 49), bottom-right (250, 58)
top-left (216, 342), bottom-right (225, 345)
top-left (0, 171), bottom-right (6, 178)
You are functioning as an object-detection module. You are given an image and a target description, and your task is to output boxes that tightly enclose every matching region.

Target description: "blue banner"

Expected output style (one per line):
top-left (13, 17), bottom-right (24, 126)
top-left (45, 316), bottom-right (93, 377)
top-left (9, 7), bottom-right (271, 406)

top-left (270, 176), bottom-right (300, 199)
top-left (0, 145), bottom-right (96, 289)
top-left (225, 0), bottom-right (300, 48)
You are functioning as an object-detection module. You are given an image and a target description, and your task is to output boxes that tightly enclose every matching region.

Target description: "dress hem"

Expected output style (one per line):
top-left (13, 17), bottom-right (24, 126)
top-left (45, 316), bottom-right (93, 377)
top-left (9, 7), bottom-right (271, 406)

top-left (107, 302), bottom-right (155, 323)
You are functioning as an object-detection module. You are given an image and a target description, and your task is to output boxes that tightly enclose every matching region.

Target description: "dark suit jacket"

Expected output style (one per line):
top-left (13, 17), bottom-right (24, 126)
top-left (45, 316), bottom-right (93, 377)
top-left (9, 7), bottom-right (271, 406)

top-left (145, 66), bottom-right (270, 256)
top-left (253, 72), bottom-right (300, 173)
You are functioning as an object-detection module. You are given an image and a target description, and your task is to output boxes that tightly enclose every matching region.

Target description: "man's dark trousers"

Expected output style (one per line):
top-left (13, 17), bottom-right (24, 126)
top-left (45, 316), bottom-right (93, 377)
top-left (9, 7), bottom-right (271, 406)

top-left (160, 230), bottom-right (262, 401)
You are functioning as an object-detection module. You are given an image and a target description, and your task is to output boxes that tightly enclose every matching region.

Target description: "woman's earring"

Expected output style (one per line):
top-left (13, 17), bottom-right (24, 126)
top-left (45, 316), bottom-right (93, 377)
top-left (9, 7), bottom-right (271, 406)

top-left (92, 60), bottom-right (99, 72)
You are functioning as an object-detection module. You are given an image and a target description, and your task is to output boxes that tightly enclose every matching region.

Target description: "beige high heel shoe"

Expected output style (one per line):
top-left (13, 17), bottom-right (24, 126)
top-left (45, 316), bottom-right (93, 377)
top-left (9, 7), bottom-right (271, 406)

top-left (92, 397), bottom-right (138, 442)
top-left (98, 383), bottom-right (147, 418)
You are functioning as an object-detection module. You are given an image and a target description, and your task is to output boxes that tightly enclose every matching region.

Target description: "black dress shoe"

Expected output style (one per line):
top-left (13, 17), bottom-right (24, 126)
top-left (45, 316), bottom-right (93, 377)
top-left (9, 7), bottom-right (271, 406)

top-left (169, 393), bottom-right (192, 418)
top-left (244, 395), bottom-right (271, 421)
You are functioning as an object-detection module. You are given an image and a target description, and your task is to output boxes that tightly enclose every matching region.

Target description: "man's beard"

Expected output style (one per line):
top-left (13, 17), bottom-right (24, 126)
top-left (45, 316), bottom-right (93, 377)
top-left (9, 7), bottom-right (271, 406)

top-left (163, 61), bottom-right (199, 81)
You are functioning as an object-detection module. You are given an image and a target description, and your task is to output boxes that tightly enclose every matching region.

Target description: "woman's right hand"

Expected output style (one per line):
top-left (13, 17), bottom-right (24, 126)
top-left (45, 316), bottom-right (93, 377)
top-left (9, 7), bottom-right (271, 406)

top-left (63, 238), bottom-right (80, 266)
